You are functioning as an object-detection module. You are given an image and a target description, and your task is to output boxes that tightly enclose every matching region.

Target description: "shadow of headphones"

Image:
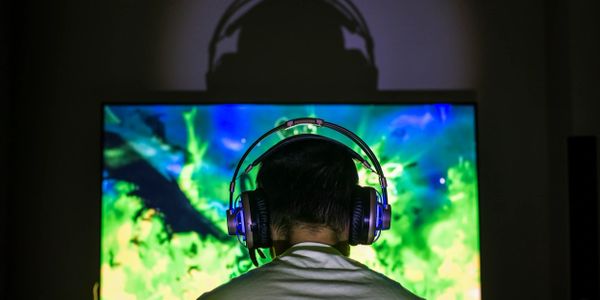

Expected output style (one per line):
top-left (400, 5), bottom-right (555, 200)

top-left (206, 0), bottom-right (378, 94)
top-left (226, 118), bottom-right (392, 266)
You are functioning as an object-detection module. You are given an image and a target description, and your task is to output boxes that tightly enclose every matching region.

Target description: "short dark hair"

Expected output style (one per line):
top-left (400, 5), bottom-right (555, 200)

top-left (256, 139), bottom-right (358, 235)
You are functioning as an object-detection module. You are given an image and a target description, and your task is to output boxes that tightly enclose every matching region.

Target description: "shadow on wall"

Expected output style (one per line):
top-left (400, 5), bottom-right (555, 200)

top-left (204, 0), bottom-right (378, 97)
top-left (159, 0), bottom-right (478, 92)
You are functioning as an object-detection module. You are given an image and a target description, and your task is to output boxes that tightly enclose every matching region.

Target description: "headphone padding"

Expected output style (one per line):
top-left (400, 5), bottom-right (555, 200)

top-left (349, 186), bottom-right (368, 245)
top-left (249, 188), bottom-right (272, 248)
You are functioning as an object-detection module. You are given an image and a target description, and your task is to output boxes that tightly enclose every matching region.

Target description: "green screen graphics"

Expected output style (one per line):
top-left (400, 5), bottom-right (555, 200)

top-left (102, 104), bottom-right (480, 299)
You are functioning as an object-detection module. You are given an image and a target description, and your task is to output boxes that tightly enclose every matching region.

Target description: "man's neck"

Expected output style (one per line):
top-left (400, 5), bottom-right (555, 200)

top-left (288, 225), bottom-right (339, 245)
top-left (271, 224), bottom-right (350, 257)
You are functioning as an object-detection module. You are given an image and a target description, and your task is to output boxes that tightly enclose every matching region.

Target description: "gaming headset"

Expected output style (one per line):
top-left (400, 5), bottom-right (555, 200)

top-left (206, 0), bottom-right (378, 92)
top-left (226, 118), bottom-right (391, 265)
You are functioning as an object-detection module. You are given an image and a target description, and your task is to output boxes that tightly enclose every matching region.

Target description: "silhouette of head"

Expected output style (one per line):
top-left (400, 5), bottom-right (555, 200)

top-left (207, 0), bottom-right (378, 96)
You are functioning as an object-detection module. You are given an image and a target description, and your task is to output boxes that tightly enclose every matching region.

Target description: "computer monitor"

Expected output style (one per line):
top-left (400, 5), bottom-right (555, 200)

top-left (101, 98), bottom-right (480, 299)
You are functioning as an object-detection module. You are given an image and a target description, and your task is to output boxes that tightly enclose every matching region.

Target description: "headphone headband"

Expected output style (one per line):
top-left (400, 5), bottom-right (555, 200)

top-left (251, 134), bottom-right (369, 168)
top-left (228, 118), bottom-right (389, 210)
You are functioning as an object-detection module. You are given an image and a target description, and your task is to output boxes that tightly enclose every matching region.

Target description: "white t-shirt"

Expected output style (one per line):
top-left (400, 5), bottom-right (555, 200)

top-left (198, 242), bottom-right (423, 300)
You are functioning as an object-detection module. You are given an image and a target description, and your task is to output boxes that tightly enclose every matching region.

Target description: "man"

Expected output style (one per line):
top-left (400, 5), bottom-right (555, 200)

top-left (198, 139), bottom-right (422, 299)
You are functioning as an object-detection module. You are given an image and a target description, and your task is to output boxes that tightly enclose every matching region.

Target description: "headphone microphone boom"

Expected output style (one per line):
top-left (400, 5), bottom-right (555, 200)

top-left (226, 118), bottom-right (392, 266)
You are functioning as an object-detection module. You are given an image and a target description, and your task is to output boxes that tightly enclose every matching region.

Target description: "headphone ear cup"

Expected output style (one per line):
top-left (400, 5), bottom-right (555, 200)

top-left (349, 186), bottom-right (377, 245)
top-left (247, 188), bottom-right (272, 248)
top-left (349, 186), bottom-right (368, 245)
top-left (349, 194), bottom-right (364, 246)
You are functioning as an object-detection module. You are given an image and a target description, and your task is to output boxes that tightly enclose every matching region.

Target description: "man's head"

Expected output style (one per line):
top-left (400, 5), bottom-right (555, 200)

top-left (256, 138), bottom-right (358, 246)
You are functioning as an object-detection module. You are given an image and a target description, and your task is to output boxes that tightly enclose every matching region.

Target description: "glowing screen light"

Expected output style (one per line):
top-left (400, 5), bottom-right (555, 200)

top-left (101, 104), bottom-right (480, 299)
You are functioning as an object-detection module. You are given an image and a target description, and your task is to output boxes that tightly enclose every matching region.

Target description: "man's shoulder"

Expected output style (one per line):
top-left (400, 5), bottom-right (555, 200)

top-left (362, 269), bottom-right (423, 299)
top-left (347, 260), bottom-right (423, 300)
top-left (198, 257), bottom-right (424, 300)
top-left (197, 263), bottom-right (277, 300)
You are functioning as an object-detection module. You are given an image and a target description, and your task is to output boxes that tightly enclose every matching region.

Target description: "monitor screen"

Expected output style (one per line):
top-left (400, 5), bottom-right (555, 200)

top-left (102, 103), bottom-right (480, 299)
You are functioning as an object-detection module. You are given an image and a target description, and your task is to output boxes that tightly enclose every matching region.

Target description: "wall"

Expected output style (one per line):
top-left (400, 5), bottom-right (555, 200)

top-left (569, 1), bottom-right (600, 136)
top-left (159, 0), bottom-right (479, 90)
top-left (6, 0), bottom-right (600, 299)
top-left (1, 0), bottom-right (10, 295)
